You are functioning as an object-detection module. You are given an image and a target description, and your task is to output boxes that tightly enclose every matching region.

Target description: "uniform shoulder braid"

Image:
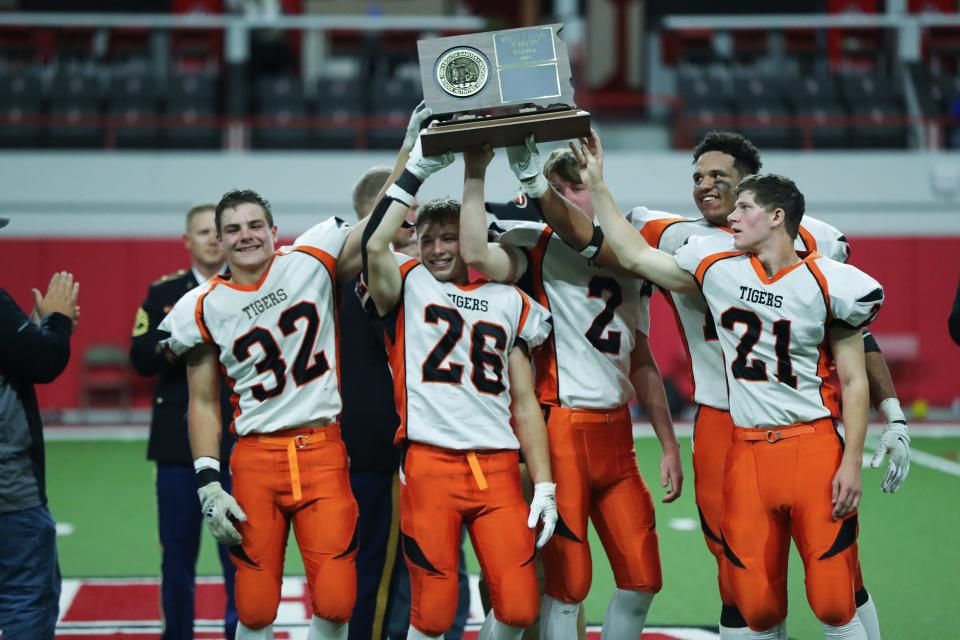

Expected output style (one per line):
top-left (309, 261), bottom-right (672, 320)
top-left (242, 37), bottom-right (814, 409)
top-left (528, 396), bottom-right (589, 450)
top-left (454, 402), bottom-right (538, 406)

top-left (152, 268), bottom-right (189, 286)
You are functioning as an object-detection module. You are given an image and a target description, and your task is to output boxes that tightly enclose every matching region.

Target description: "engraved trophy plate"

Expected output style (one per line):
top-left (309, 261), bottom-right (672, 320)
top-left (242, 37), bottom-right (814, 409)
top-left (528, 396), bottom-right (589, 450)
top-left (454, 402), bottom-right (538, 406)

top-left (417, 24), bottom-right (590, 155)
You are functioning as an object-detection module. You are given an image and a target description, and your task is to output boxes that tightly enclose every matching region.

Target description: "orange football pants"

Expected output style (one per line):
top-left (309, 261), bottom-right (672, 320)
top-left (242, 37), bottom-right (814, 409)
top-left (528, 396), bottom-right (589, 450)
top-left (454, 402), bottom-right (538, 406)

top-left (720, 419), bottom-right (860, 631)
top-left (229, 425), bottom-right (358, 629)
top-left (693, 406), bottom-right (865, 610)
top-left (541, 405), bottom-right (662, 604)
top-left (400, 443), bottom-right (538, 636)
top-left (692, 405), bottom-right (737, 605)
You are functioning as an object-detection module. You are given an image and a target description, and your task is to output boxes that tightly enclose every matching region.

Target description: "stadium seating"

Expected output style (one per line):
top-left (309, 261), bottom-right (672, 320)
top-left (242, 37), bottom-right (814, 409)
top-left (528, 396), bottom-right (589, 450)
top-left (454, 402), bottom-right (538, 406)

top-left (108, 71), bottom-right (161, 149)
top-left (47, 72), bottom-right (104, 148)
top-left (163, 72), bottom-right (221, 149)
top-left (315, 77), bottom-right (362, 149)
top-left (0, 71), bottom-right (45, 147)
top-left (252, 75), bottom-right (312, 149)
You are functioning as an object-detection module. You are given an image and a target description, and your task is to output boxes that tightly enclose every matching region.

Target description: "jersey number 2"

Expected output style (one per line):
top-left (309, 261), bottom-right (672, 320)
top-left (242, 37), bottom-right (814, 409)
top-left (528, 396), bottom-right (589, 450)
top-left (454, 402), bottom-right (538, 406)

top-left (720, 308), bottom-right (797, 389)
top-left (585, 276), bottom-right (623, 354)
top-left (422, 304), bottom-right (508, 395)
top-left (232, 301), bottom-right (330, 402)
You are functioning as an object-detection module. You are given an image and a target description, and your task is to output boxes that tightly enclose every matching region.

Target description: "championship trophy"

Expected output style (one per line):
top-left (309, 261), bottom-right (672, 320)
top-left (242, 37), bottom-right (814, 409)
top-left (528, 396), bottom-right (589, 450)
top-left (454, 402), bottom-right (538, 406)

top-left (417, 24), bottom-right (590, 155)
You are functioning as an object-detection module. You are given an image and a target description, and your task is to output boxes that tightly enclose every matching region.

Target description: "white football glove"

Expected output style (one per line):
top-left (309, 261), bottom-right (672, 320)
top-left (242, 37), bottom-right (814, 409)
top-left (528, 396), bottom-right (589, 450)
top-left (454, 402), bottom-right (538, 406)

top-left (402, 101), bottom-right (433, 152)
top-left (198, 481), bottom-right (247, 546)
top-left (870, 421), bottom-right (910, 493)
top-left (528, 481), bottom-right (558, 549)
top-left (506, 134), bottom-right (548, 198)
top-left (405, 130), bottom-right (454, 181)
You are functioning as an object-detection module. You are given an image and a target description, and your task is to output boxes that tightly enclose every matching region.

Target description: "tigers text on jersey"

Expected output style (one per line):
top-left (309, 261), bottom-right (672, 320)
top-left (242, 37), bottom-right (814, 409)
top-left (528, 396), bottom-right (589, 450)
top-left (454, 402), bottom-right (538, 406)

top-left (631, 206), bottom-right (850, 411)
top-left (498, 221), bottom-right (650, 410)
top-left (674, 235), bottom-right (883, 428)
top-left (379, 255), bottom-right (552, 451)
top-left (159, 218), bottom-right (352, 436)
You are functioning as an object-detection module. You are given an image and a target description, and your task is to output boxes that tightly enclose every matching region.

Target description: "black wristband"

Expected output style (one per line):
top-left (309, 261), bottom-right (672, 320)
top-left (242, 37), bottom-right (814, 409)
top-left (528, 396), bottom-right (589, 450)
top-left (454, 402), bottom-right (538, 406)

top-left (862, 329), bottom-right (882, 353)
top-left (196, 467), bottom-right (219, 489)
top-left (395, 169), bottom-right (423, 199)
top-left (579, 225), bottom-right (605, 259)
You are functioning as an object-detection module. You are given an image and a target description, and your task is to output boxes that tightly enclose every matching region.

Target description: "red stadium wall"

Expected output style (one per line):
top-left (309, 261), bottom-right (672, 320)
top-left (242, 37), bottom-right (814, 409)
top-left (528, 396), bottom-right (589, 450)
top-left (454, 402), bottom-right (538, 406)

top-left (1, 237), bottom-right (958, 411)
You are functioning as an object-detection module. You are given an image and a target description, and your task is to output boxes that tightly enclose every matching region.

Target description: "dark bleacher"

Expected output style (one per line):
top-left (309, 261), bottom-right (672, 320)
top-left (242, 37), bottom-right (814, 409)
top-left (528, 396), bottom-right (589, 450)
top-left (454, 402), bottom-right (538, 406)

top-left (675, 64), bottom-right (911, 149)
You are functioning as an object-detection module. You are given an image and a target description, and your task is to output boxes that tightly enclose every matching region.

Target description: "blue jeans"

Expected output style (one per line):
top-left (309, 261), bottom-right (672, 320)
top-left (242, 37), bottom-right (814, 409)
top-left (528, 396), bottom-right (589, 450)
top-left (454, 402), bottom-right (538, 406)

top-left (157, 463), bottom-right (237, 640)
top-left (0, 504), bottom-right (60, 639)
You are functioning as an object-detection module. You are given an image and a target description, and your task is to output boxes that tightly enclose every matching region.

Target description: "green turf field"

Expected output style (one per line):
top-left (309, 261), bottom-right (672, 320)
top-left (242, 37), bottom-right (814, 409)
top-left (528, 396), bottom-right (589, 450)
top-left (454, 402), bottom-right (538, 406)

top-left (47, 434), bottom-right (958, 638)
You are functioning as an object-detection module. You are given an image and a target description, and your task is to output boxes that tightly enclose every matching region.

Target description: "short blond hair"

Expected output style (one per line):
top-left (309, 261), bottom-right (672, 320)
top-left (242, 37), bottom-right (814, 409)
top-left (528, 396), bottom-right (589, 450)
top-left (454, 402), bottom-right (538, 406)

top-left (542, 148), bottom-right (580, 184)
top-left (352, 166), bottom-right (392, 219)
top-left (185, 203), bottom-right (216, 231)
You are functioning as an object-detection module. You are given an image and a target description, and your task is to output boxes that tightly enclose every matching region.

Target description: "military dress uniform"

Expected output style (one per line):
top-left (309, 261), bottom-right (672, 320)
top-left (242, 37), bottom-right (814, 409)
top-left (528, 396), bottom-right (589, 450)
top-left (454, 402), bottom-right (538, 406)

top-left (130, 267), bottom-right (237, 640)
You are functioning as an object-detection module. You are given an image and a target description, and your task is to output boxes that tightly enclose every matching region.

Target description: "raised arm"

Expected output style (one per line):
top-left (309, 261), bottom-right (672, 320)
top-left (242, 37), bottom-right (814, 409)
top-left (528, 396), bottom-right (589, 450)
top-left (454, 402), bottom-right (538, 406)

top-left (629, 330), bottom-right (682, 503)
top-left (338, 104), bottom-right (434, 281)
top-left (571, 131), bottom-right (697, 294)
top-left (829, 326), bottom-right (868, 520)
top-left (505, 136), bottom-right (638, 276)
top-left (507, 347), bottom-right (557, 549)
top-left (362, 130), bottom-right (453, 315)
top-left (0, 273), bottom-right (77, 383)
top-left (460, 145), bottom-right (525, 282)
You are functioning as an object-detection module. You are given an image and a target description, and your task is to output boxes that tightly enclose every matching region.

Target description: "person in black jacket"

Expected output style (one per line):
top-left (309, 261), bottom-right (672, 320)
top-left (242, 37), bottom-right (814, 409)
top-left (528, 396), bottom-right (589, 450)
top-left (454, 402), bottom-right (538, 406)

top-left (129, 204), bottom-right (237, 640)
top-left (0, 237), bottom-right (79, 638)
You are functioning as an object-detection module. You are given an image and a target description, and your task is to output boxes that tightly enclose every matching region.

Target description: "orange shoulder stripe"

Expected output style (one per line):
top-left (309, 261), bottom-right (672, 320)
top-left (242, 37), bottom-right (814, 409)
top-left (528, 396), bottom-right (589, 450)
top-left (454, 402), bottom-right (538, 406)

top-left (639, 216), bottom-right (687, 248)
top-left (293, 246), bottom-right (337, 282)
top-left (194, 284), bottom-right (217, 344)
top-left (797, 225), bottom-right (817, 252)
top-left (694, 251), bottom-right (744, 286)
top-left (516, 288), bottom-right (532, 335)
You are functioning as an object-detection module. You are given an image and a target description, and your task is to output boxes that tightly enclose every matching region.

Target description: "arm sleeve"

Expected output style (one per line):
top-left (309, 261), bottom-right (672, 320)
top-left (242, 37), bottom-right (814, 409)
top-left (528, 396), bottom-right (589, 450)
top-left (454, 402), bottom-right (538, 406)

top-left (515, 290), bottom-right (552, 353)
top-left (829, 267), bottom-right (884, 330)
top-left (129, 285), bottom-right (172, 377)
top-left (0, 288), bottom-right (72, 383)
top-left (293, 217), bottom-right (351, 255)
top-left (673, 236), bottom-right (708, 275)
top-left (949, 277), bottom-right (960, 347)
top-left (158, 289), bottom-right (208, 357)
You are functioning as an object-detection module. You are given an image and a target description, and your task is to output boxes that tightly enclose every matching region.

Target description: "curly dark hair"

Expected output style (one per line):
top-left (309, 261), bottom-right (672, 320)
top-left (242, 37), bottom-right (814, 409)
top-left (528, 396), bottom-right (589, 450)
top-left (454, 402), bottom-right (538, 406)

top-left (692, 131), bottom-right (762, 177)
top-left (415, 197), bottom-right (461, 232)
top-left (735, 174), bottom-right (805, 239)
top-left (215, 189), bottom-right (274, 235)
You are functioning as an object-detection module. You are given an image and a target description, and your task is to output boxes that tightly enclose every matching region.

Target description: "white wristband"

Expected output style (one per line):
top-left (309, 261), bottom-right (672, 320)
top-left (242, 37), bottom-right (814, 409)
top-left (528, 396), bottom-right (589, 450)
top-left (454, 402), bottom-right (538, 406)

top-left (193, 456), bottom-right (220, 473)
top-left (878, 397), bottom-right (906, 426)
top-left (386, 183), bottom-right (415, 208)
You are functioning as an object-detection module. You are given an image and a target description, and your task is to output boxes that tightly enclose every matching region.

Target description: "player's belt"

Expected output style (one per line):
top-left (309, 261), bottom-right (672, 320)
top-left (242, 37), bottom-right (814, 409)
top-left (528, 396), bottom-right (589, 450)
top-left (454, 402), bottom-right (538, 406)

top-left (247, 425), bottom-right (341, 502)
top-left (550, 404), bottom-right (631, 425)
top-left (734, 418), bottom-right (835, 444)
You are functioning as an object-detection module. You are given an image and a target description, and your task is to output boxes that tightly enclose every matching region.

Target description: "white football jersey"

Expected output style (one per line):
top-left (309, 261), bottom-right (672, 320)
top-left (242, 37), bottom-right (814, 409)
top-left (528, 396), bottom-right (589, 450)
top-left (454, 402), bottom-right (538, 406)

top-left (379, 255), bottom-right (552, 450)
top-left (674, 236), bottom-right (883, 428)
top-left (160, 217), bottom-right (352, 436)
top-left (630, 206), bottom-right (851, 411)
top-left (498, 221), bottom-right (650, 410)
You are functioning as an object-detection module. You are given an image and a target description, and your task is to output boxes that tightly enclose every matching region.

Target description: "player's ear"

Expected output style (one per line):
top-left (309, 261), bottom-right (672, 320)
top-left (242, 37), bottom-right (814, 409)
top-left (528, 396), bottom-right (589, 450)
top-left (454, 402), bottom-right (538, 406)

top-left (770, 207), bottom-right (786, 230)
top-left (271, 225), bottom-right (279, 243)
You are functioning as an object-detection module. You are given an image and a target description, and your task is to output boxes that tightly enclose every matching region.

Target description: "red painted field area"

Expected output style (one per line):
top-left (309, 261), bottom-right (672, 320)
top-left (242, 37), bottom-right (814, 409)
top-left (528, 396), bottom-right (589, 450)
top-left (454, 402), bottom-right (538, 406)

top-left (55, 578), bottom-right (720, 639)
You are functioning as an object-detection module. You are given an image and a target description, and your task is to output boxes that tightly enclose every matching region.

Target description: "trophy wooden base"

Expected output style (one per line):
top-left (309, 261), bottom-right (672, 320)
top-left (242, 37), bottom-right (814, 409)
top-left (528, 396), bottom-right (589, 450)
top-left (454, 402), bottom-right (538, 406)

top-left (420, 108), bottom-right (591, 156)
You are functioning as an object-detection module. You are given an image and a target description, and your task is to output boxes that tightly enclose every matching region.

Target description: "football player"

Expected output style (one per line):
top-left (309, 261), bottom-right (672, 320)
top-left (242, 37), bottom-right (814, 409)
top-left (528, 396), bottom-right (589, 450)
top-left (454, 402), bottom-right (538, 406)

top-left (360, 129), bottom-right (558, 640)
top-left (159, 189), bottom-right (370, 640)
top-left (458, 144), bottom-right (682, 638)
top-left (574, 131), bottom-right (880, 639)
